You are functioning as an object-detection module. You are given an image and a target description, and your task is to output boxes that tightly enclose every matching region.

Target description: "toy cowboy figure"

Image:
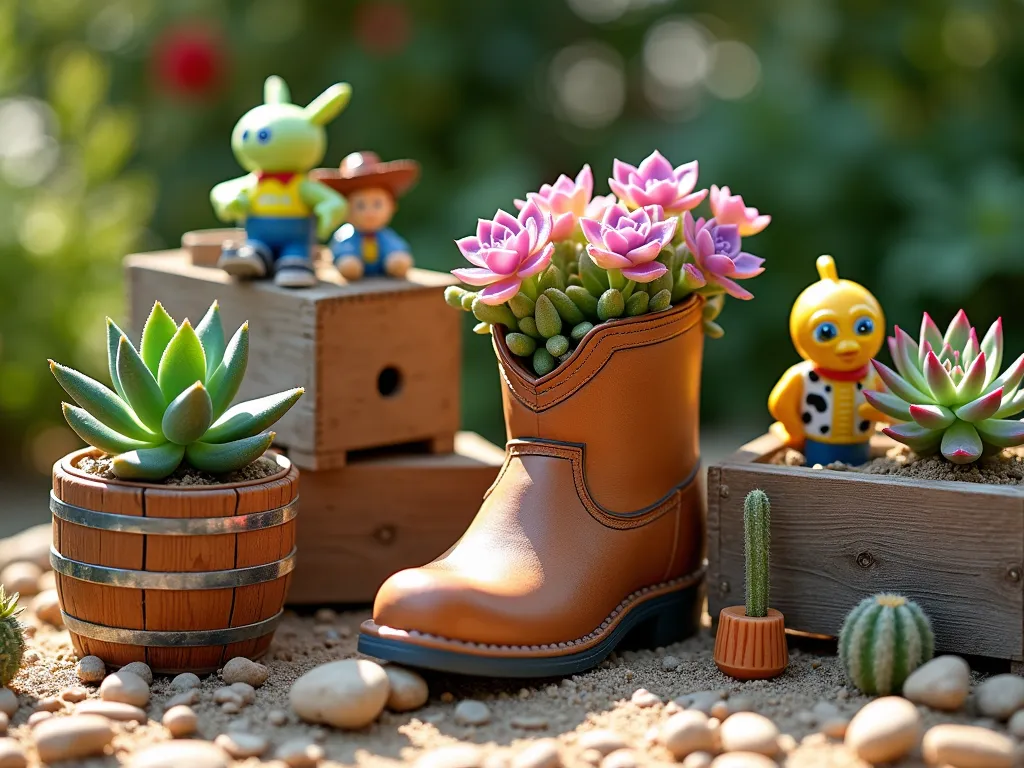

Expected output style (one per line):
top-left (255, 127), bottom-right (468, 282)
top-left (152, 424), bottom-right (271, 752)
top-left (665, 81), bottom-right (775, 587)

top-left (313, 151), bottom-right (419, 281)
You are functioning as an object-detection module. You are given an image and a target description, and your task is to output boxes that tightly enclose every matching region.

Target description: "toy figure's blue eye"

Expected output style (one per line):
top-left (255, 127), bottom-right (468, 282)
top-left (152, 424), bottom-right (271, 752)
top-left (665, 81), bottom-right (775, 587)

top-left (257, 128), bottom-right (271, 143)
top-left (854, 317), bottom-right (875, 336)
top-left (241, 130), bottom-right (250, 141)
top-left (814, 322), bottom-right (838, 342)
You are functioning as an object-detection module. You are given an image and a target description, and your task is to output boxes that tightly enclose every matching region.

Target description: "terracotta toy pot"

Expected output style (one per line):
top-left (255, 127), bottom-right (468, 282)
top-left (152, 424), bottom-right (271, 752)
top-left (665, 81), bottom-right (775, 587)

top-left (714, 605), bottom-right (788, 680)
top-left (51, 448), bottom-right (298, 673)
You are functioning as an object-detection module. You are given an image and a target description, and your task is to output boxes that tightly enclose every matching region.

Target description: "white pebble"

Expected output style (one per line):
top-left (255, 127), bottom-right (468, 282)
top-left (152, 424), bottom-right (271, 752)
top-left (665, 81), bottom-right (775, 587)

top-left (277, 738), bottom-right (325, 767)
top-left (34, 714), bottom-right (114, 763)
top-left (120, 661), bottom-right (153, 685)
top-left (455, 699), bottom-right (492, 726)
top-left (415, 744), bottom-right (483, 768)
top-left (268, 708), bottom-right (289, 726)
top-left (229, 682), bottom-right (255, 705)
top-left (658, 711), bottom-right (715, 759)
top-left (165, 689), bottom-right (200, 708)
top-left (222, 657), bottom-right (269, 688)
top-left (578, 730), bottom-right (628, 756)
top-left (845, 696), bottom-right (921, 764)
top-left (170, 672), bottom-right (201, 691)
top-left (0, 690), bottom-right (15, 719)
top-left (976, 675), bottom-right (1024, 720)
top-left (214, 731), bottom-right (268, 758)
top-left (31, 590), bottom-right (62, 626)
top-left (922, 723), bottom-right (1014, 768)
top-left (718, 712), bottom-right (778, 756)
top-left (631, 689), bottom-right (661, 708)
top-left (0, 563), bottom-right (40, 597)
top-left (76, 700), bottom-right (147, 722)
top-left (902, 655), bottom-right (971, 712)
top-left (213, 687), bottom-right (243, 706)
top-left (60, 687), bottom-right (88, 703)
top-left (681, 753), bottom-right (712, 768)
top-left (76, 656), bottom-right (106, 684)
top-left (163, 705), bottom-right (197, 737)
top-left (99, 670), bottom-right (150, 708)
top-left (384, 666), bottom-right (429, 712)
top-left (512, 739), bottom-right (561, 768)
top-left (129, 740), bottom-right (230, 768)
top-left (289, 659), bottom-right (389, 729)
top-left (0, 738), bottom-right (24, 768)
top-left (709, 754), bottom-right (776, 768)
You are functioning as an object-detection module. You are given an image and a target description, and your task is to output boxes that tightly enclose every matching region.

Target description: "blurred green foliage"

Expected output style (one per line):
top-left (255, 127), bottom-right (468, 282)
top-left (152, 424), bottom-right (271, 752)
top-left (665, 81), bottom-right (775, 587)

top-left (3, 0), bottom-right (1024, 477)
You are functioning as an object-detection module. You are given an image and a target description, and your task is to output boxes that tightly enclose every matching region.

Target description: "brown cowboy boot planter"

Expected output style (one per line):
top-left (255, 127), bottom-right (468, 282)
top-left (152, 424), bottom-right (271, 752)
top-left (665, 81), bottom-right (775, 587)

top-left (359, 152), bottom-right (770, 676)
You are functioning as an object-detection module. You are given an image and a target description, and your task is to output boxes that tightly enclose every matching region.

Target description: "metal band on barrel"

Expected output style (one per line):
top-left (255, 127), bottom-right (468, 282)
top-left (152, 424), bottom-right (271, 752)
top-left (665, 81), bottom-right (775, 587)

top-left (49, 547), bottom-right (296, 590)
top-left (61, 610), bottom-right (283, 647)
top-left (49, 491), bottom-right (298, 535)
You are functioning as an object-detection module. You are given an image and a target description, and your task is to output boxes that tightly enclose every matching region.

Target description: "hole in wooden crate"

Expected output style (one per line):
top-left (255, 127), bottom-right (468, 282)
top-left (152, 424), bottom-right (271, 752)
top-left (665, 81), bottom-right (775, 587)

top-left (377, 366), bottom-right (403, 397)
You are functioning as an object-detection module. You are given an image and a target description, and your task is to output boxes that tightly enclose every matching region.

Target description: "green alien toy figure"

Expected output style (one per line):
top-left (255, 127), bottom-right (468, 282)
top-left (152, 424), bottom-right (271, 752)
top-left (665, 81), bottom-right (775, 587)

top-left (210, 75), bottom-right (351, 288)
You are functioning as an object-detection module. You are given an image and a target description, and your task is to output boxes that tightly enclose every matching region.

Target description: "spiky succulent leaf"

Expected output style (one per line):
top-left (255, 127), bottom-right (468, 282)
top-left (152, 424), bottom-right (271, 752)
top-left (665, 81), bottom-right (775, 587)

top-left (954, 387), bottom-right (1003, 423)
top-left (943, 309), bottom-right (972, 353)
top-left (158, 320), bottom-right (207, 403)
top-left (208, 322), bottom-right (249, 419)
top-left (956, 352), bottom-right (988, 403)
top-left (62, 404), bottom-right (158, 455)
top-left (195, 301), bottom-right (226, 378)
top-left (975, 418), bottom-right (1024, 448)
top-left (908, 404), bottom-right (955, 430)
top-left (994, 390), bottom-right (1024, 419)
top-left (50, 361), bottom-right (155, 441)
top-left (918, 313), bottom-right (943, 363)
top-left (980, 318), bottom-right (1004, 386)
top-left (202, 388), bottom-right (304, 444)
top-left (162, 382), bottom-right (214, 445)
top-left (140, 301), bottom-right (177, 375)
top-left (112, 443), bottom-right (187, 480)
top-left (940, 420), bottom-right (983, 464)
top-left (986, 353), bottom-right (1024, 397)
top-left (873, 360), bottom-right (932, 404)
top-left (106, 318), bottom-right (129, 400)
top-left (862, 390), bottom-right (913, 422)
top-left (891, 327), bottom-right (928, 395)
top-left (882, 422), bottom-right (943, 454)
top-left (963, 328), bottom-right (980, 368)
top-left (923, 352), bottom-right (958, 405)
top-left (116, 335), bottom-right (166, 433)
top-left (0, 586), bottom-right (25, 687)
top-left (186, 432), bottom-right (275, 474)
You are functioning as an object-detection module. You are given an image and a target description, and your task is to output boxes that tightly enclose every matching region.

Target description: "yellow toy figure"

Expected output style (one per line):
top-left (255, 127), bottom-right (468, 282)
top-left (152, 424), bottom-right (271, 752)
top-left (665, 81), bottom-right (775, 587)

top-left (769, 256), bottom-right (886, 466)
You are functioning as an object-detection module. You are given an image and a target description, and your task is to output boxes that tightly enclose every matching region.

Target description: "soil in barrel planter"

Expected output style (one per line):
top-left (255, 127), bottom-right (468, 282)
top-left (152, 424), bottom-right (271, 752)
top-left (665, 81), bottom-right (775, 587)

top-left (76, 454), bottom-right (281, 486)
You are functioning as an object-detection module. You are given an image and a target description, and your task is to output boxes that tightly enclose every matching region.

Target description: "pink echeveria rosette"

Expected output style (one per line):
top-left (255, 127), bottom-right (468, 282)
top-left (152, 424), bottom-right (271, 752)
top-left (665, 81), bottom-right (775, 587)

top-left (609, 150), bottom-right (707, 214)
top-left (514, 164), bottom-right (616, 243)
top-left (452, 200), bottom-right (555, 305)
top-left (580, 202), bottom-right (676, 284)
top-left (709, 184), bottom-right (771, 236)
top-left (682, 211), bottom-right (765, 300)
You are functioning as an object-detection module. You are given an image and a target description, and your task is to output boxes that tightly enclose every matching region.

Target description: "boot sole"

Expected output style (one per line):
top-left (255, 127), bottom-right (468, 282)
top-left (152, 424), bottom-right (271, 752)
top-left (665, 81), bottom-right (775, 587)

top-left (357, 579), bottom-right (704, 678)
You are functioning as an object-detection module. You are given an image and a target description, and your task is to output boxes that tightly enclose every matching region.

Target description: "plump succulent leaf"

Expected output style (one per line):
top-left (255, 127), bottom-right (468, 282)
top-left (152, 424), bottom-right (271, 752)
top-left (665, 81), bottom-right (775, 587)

top-left (986, 353), bottom-right (1024, 397)
top-left (112, 443), bottom-right (187, 480)
top-left (115, 335), bottom-right (166, 433)
top-left (994, 389), bottom-right (1024, 419)
top-left (140, 301), bottom-right (177, 375)
top-left (50, 361), bottom-right (155, 441)
top-left (158, 320), bottom-right (207, 402)
top-left (943, 309), bottom-right (971, 353)
top-left (162, 382), bottom-right (214, 445)
top-left (980, 318), bottom-right (1003, 385)
top-left (908, 404), bottom-right (955, 430)
top-left (61, 403), bottom-right (157, 454)
top-left (862, 390), bottom-right (913, 421)
top-left (882, 422), bottom-right (943, 454)
top-left (940, 420), bottom-right (983, 464)
top-left (953, 387), bottom-right (1003, 423)
top-left (186, 432), bottom-right (275, 474)
top-left (891, 327), bottom-right (928, 395)
top-left (956, 352), bottom-right (988, 403)
top-left (923, 352), bottom-right (958, 405)
top-left (873, 360), bottom-right (931, 404)
top-left (106, 318), bottom-right (129, 400)
top-left (578, 251), bottom-right (609, 297)
top-left (208, 322), bottom-right (249, 419)
top-left (975, 418), bottom-right (1024, 448)
top-left (195, 301), bottom-right (226, 378)
top-left (202, 388), bottom-right (303, 444)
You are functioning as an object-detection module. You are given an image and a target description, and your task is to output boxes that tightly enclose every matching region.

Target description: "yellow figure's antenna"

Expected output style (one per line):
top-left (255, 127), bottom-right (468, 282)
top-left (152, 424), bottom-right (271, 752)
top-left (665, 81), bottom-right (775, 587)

top-left (816, 255), bottom-right (839, 282)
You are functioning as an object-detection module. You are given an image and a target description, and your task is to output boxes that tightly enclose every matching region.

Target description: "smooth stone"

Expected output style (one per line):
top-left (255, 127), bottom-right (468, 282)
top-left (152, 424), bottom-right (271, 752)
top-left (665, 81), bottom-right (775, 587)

top-left (170, 672), bottom-right (201, 691)
top-left (26, 711), bottom-right (51, 727)
top-left (31, 590), bottom-right (61, 626)
top-left (661, 655), bottom-right (681, 671)
top-left (903, 655), bottom-right (971, 711)
top-left (214, 731), bottom-right (268, 758)
top-left (922, 724), bottom-right (1013, 768)
top-left (34, 696), bottom-right (63, 713)
top-left (709, 701), bottom-right (730, 721)
top-left (129, 740), bottom-right (230, 768)
top-left (76, 700), bottom-right (146, 722)
top-left (1008, 709), bottom-right (1024, 739)
top-left (99, 670), bottom-right (150, 707)
top-left (511, 714), bottom-right (549, 730)
top-left (658, 711), bottom-right (715, 759)
top-left (36, 570), bottom-right (55, 592)
top-left (512, 739), bottom-right (561, 768)
top-left (213, 687), bottom-right (242, 706)
top-left (229, 682), bottom-right (255, 704)
top-left (0, 690), bottom-right (15, 718)
top-left (120, 661), bottom-right (153, 685)
top-left (268, 708), bottom-right (289, 726)
top-left (709, 754), bottom-right (776, 768)
top-left (0, 562), bottom-right (40, 597)
top-left (678, 691), bottom-right (726, 715)
top-left (222, 657), bottom-right (269, 688)
top-left (631, 688), bottom-right (661, 708)
top-left (600, 750), bottom-right (636, 768)
top-left (289, 659), bottom-right (389, 729)
top-left (163, 705), bottom-right (198, 737)
top-left (384, 666), bottom-right (429, 712)
top-left (277, 738), bottom-right (325, 767)
top-left (845, 696), bottom-right (921, 764)
top-left (681, 753), bottom-right (713, 768)
top-left (718, 712), bottom-right (779, 756)
top-left (976, 675), bottom-right (1024, 720)
top-left (820, 718), bottom-right (849, 739)
top-left (166, 689), bottom-right (200, 708)
top-left (0, 712), bottom-right (8, 735)
top-left (578, 730), bottom-right (628, 755)
top-left (0, 738), bottom-right (24, 768)
top-left (415, 744), bottom-right (483, 768)
top-left (454, 699), bottom-right (492, 726)
top-left (0, 526), bottom-right (50, 573)
top-left (61, 687), bottom-right (88, 703)
top-left (34, 714), bottom-right (114, 763)
top-left (76, 656), bottom-right (106, 684)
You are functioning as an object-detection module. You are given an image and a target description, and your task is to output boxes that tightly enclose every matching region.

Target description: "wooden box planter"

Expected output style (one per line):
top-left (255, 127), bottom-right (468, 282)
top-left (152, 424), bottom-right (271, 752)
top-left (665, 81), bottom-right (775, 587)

top-left (127, 250), bottom-right (461, 471)
top-left (286, 432), bottom-right (504, 604)
top-left (707, 433), bottom-right (1024, 666)
top-left (51, 449), bottom-right (299, 674)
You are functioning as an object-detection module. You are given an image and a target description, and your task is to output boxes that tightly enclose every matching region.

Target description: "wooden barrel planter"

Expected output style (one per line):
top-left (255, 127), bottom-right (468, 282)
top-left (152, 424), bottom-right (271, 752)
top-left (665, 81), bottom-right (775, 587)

top-left (51, 448), bottom-right (298, 674)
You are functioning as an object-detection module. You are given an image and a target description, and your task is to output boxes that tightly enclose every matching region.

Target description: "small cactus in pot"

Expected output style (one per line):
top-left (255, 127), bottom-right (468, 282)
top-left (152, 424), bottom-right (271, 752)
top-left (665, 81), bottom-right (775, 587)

top-left (0, 589), bottom-right (25, 687)
top-left (714, 490), bottom-right (788, 680)
top-left (839, 593), bottom-right (934, 695)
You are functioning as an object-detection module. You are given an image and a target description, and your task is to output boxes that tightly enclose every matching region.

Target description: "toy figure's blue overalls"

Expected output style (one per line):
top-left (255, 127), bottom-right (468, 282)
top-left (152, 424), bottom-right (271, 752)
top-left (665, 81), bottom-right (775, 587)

top-left (329, 223), bottom-right (410, 276)
top-left (238, 172), bottom-right (315, 279)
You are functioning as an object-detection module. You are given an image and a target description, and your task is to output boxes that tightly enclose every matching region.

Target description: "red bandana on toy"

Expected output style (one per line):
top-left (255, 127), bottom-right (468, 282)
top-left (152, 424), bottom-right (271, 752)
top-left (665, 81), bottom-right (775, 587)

top-left (814, 364), bottom-right (870, 382)
top-left (256, 171), bottom-right (297, 183)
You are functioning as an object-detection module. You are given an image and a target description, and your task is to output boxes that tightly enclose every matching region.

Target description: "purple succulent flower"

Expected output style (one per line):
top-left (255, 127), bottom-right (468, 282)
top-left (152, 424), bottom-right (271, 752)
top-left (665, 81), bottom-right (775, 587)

top-left (452, 201), bottom-right (555, 305)
top-left (514, 164), bottom-right (617, 242)
top-left (682, 211), bottom-right (765, 300)
top-left (579, 203), bottom-right (676, 283)
top-left (609, 150), bottom-right (707, 214)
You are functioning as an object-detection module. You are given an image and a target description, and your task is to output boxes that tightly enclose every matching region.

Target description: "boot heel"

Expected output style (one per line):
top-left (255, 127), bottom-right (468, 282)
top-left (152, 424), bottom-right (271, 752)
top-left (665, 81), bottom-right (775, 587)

top-left (621, 584), bottom-right (704, 650)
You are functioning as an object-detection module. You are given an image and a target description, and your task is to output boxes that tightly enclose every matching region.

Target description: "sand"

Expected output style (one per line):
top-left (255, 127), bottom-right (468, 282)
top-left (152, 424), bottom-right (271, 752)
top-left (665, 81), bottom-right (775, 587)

top-left (78, 455), bottom-right (281, 485)
top-left (7, 604), bottom-right (1010, 767)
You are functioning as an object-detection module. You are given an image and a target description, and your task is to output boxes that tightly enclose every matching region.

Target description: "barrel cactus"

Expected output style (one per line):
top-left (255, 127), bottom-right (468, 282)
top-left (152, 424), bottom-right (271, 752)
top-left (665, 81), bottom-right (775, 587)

top-left (50, 301), bottom-right (303, 480)
top-left (0, 589), bottom-right (25, 686)
top-left (865, 311), bottom-right (1024, 464)
top-left (445, 152), bottom-right (769, 376)
top-left (839, 594), bottom-right (934, 695)
top-left (743, 490), bottom-right (771, 618)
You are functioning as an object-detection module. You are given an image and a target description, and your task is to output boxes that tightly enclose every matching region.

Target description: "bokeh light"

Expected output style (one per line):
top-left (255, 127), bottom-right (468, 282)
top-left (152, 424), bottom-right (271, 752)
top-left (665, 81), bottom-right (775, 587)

top-left (942, 9), bottom-right (997, 69)
top-left (0, 99), bottom-right (59, 188)
top-left (550, 43), bottom-right (626, 129)
top-left (705, 40), bottom-right (761, 100)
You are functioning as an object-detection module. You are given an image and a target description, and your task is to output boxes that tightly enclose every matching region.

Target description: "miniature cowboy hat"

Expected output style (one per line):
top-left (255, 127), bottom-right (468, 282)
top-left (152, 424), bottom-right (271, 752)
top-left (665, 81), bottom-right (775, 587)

top-left (312, 151), bottom-right (420, 197)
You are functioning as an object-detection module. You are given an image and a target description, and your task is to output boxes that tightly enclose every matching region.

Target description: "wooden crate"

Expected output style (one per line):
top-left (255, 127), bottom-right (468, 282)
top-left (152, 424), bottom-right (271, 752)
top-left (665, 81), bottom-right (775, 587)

top-left (127, 250), bottom-right (462, 471)
top-left (707, 433), bottom-right (1024, 665)
top-left (286, 432), bottom-right (505, 604)
top-left (182, 229), bottom-right (331, 269)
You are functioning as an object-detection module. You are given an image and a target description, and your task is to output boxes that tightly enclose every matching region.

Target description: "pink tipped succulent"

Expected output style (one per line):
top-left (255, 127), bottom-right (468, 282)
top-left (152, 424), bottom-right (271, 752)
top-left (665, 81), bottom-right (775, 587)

top-left (609, 150), bottom-right (707, 214)
top-left (514, 164), bottom-right (617, 242)
top-left (682, 212), bottom-right (765, 300)
top-left (709, 185), bottom-right (771, 236)
top-left (864, 310), bottom-right (1024, 464)
top-left (579, 203), bottom-right (676, 283)
top-left (452, 201), bottom-right (555, 305)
